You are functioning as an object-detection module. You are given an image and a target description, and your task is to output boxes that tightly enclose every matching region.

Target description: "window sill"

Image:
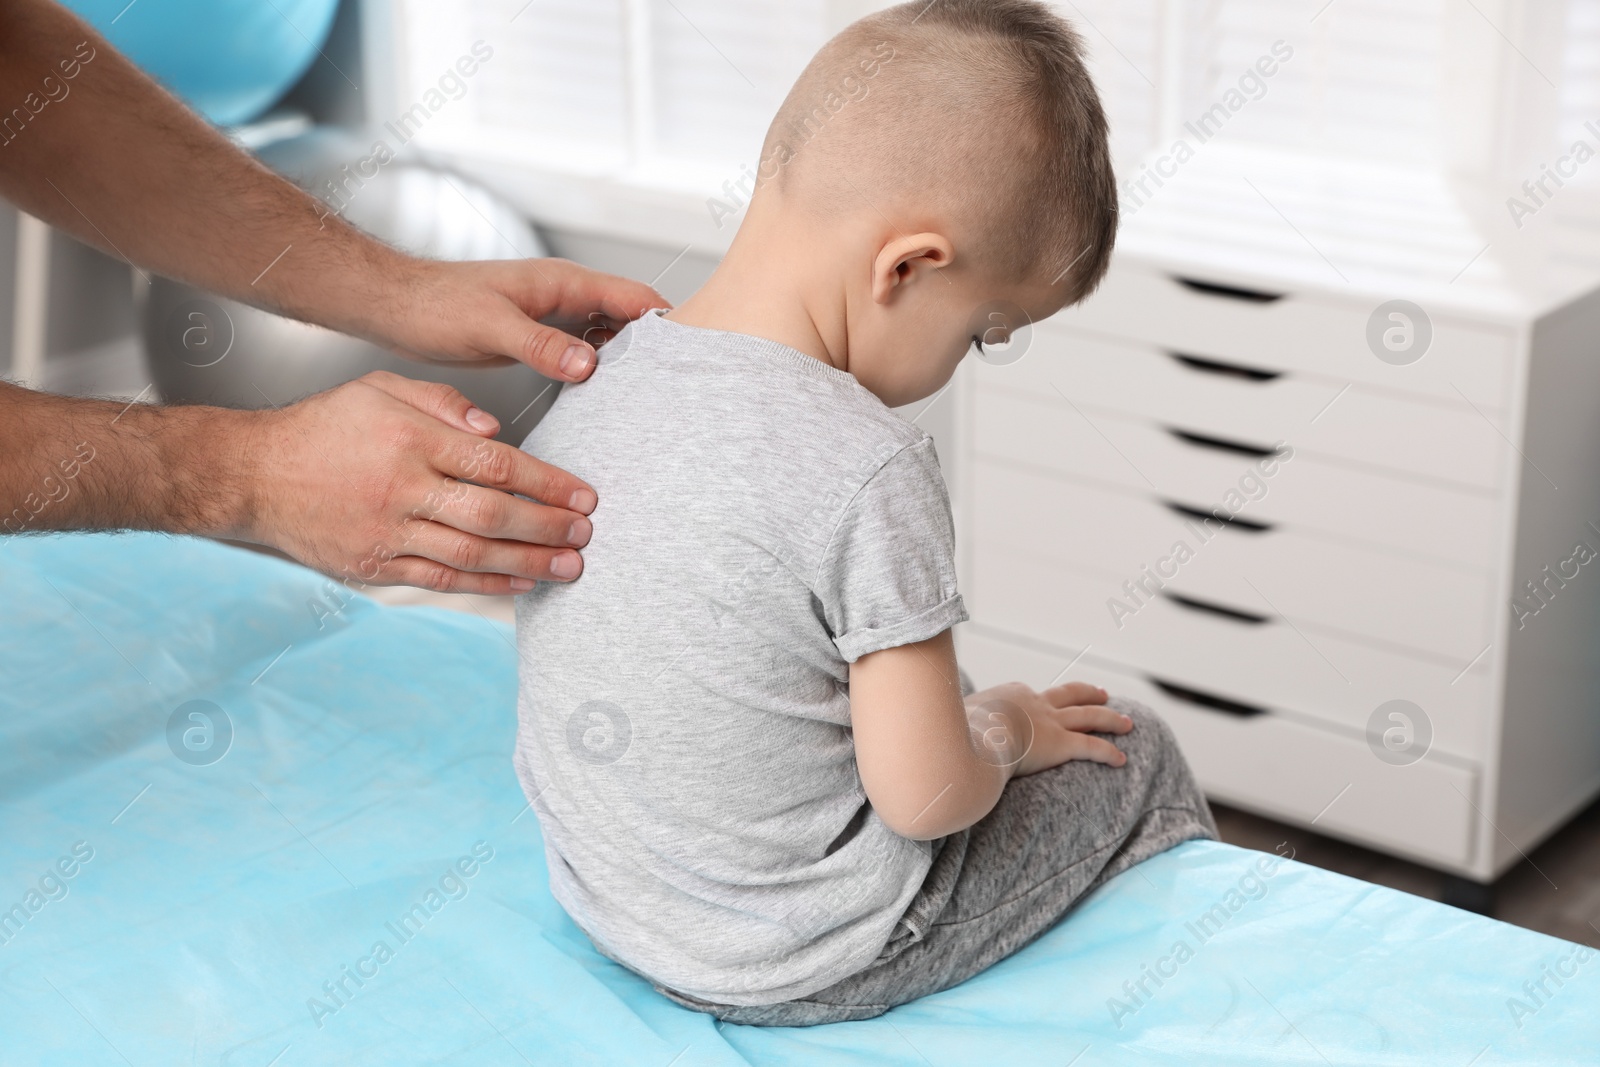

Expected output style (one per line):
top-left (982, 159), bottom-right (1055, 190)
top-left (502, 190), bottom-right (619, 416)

top-left (415, 134), bottom-right (745, 254)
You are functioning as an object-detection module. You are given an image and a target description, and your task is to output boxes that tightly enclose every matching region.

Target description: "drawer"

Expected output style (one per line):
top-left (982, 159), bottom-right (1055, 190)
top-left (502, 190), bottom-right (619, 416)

top-left (962, 543), bottom-right (1492, 760)
top-left (1046, 257), bottom-right (1516, 410)
top-left (971, 462), bottom-right (1495, 663)
top-left (978, 329), bottom-right (1508, 491)
top-left (971, 389), bottom-right (1500, 567)
top-left (955, 629), bottom-right (1481, 869)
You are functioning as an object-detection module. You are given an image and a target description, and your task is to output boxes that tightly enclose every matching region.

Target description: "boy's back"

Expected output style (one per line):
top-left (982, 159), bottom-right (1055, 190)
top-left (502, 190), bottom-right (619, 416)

top-left (515, 0), bottom-right (1217, 1026)
top-left (516, 308), bottom-right (968, 1005)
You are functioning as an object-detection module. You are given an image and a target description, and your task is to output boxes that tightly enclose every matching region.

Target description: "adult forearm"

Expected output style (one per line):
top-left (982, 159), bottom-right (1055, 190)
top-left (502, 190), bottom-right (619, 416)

top-left (0, 382), bottom-right (253, 539)
top-left (3, 373), bottom-right (601, 592)
top-left (0, 0), bottom-right (409, 344)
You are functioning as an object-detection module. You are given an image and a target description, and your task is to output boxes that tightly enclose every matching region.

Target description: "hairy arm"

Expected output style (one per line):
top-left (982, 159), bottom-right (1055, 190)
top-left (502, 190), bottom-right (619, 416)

top-left (0, 1), bottom-right (420, 341)
top-left (0, 384), bottom-right (253, 541)
top-left (0, 1), bottom-right (669, 590)
top-left (0, 1), bottom-right (663, 368)
top-left (0, 372), bottom-right (599, 592)
top-left (850, 631), bottom-right (1132, 841)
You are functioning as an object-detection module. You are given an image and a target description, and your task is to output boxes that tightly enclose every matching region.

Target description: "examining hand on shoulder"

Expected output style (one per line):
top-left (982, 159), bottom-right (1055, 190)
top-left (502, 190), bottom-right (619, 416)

top-left (242, 371), bottom-right (601, 594)
top-left (379, 257), bottom-right (665, 376)
top-left (0, 0), bottom-right (667, 591)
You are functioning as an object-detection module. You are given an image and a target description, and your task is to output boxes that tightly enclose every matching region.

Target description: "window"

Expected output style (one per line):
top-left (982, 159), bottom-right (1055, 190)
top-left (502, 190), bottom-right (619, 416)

top-left (393, 0), bottom-right (631, 169)
top-left (647, 0), bottom-right (828, 166)
top-left (386, 0), bottom-right (1600, 196)
top-left (1049, 0), bottom-right (1164, 165)
top-left (1558, 0), bottom-right (1600, 182)
top-left (1178, 0), bottom-right (1445, 165)
top-left (392, 0), bottom-right (826, 186)
top-left (1059, 0), bottom-right (1449, 168)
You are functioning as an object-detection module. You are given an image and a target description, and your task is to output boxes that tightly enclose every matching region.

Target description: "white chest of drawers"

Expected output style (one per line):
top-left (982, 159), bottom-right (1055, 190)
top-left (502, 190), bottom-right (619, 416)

top-left (948, 172), bottom-right (1600, 885)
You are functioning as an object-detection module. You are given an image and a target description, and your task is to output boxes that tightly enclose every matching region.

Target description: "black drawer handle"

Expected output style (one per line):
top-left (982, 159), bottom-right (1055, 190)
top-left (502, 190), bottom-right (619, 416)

top-left (1163, 500), bottom-right (1274, 533)
top-left (1173, 276), bottom-right (1285, 303)
top-left (1163, 591), bottom-right (1271, 625)
top-left (1166, 427), bottom-right (1282, 458)
top-left (1149, 676), bottom-right (1269, 717)
top-left (1169, 352), bottom-right (1282, 382)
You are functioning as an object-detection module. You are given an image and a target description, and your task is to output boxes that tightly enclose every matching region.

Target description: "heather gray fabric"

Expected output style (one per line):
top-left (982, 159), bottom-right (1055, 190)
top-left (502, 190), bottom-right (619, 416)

top-left (514, 309), bottom-right (968, 1006)
top-left (658, 697), bottom-right (1219, 1025)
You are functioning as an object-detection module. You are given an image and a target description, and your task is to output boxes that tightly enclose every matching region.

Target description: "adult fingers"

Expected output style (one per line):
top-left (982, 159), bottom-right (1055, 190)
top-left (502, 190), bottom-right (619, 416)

top-left (378, 556), bottom-right (538, 596)
top-left (434, 435), bottom-right (597, 514)
top-left (357, 370), bottom-right (500, 437)
top-left (428, 479), bottom-right (592, 549)
top-left (399, 520), bottom-right (585, 584)
top-left (481, 265), bottom-right (667, 381)
top-left (498, 305), bottom-right (601, 382)
top-left (544, 261), bottom-right (671, 334)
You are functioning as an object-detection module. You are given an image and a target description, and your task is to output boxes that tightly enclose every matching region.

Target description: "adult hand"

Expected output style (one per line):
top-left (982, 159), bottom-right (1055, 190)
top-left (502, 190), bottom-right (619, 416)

top-left (0, 1), bottom-right (664, 594)
top-left (244, 371), bottom-right (596, 594)
top-left (378, 258), bottom-right (669, 379)
top-left (0, 2), bottom-right (668, 388)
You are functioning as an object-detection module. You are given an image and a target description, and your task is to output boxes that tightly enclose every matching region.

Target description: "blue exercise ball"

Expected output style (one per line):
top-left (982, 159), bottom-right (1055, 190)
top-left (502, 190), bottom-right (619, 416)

top-left (61, 0), bottom-right (339, 126)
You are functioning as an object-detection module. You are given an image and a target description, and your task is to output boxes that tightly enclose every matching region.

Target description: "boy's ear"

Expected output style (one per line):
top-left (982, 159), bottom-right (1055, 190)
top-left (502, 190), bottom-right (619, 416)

top-left (870, 232), bottom-right (955, 304)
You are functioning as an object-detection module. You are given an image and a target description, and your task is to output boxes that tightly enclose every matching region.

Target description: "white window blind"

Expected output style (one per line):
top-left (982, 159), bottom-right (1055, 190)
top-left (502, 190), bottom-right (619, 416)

top-left (1558, 0), bottom-right (1600, 181)
top-left (393, 0), bottom-right (630, 167)
top-left (1178, 0), bottom-right (1445, 165)
top-left (392, 0), bottom-right (825, 181)
top-left (386, 0), bottom-right (1587, 197)
top-left (1049, 0), bottom-right (1164, 165)
top-left (648, 0), bottom-right (827, 166)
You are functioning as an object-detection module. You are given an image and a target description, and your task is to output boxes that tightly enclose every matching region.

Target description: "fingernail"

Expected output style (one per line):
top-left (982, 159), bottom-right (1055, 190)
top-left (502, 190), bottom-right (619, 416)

top-left (510, 577), bottom-right (535, 592)
top-left (569, 488), bottom-right (597, 514)
top-left (551, 551), bottom-right (582, 579)
top-left (567, 517), bottom-right (592, 547)
top-left (1121, 715), bottom-right (1132, 726)
top-left (465, 406), bottom-right (497, 433)
top-left (560, 343), bottom-right (594, 378)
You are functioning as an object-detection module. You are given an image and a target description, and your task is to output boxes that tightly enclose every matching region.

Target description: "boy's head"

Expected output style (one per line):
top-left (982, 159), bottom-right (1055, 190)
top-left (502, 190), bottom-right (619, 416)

top-left (742, 0), bottom-right (1116, 406)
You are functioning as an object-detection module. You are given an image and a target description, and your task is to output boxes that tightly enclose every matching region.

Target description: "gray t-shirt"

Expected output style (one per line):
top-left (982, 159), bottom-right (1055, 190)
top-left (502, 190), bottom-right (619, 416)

top-left (515, 308), bottom-right (968, 1006)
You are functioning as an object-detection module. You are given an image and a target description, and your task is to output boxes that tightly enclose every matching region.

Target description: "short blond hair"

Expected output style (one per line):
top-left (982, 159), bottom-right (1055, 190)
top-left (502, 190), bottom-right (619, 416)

top-left (759, 0), bottom-right (1116, 303)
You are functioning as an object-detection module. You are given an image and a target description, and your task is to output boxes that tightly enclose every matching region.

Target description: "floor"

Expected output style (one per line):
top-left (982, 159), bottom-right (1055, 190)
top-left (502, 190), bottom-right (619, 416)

top-left (1210, 798), bottom-right (1600, 949)
top-left (301, 582), bottom-right (1600, 949)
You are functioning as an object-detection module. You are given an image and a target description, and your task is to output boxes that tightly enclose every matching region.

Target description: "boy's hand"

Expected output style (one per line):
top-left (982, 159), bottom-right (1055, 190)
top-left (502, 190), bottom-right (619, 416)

top-left (965, 681), bottom-right (1131, 777)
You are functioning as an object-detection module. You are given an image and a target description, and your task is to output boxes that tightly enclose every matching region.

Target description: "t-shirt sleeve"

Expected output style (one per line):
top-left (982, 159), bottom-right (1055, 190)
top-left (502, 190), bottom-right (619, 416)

top-left (814, 436), bottom-right (968, 662)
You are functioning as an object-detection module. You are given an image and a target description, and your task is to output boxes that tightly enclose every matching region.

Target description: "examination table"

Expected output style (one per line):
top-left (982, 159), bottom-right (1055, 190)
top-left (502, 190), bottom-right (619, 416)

top-left (2, 532), bottom-right (1595, 1065)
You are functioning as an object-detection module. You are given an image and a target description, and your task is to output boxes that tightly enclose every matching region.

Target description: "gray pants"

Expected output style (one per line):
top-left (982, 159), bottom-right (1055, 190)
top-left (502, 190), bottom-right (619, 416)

top-left (656, 697), bottom-right (1217, 1026)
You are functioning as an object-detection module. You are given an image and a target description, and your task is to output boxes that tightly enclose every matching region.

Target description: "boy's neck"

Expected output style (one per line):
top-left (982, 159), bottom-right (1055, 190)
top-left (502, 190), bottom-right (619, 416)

top-left (667, 195), bottom-right (849, 375)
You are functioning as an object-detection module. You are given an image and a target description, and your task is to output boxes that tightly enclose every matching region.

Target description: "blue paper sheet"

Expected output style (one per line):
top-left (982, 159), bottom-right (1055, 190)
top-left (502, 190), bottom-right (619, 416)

top-left (2, 532), bottom-right (1596, 1065)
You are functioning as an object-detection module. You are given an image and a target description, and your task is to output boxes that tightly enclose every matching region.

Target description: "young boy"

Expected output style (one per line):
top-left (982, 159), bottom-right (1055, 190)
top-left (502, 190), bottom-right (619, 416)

top-left (515, 0), bottom-right (1216, 1026)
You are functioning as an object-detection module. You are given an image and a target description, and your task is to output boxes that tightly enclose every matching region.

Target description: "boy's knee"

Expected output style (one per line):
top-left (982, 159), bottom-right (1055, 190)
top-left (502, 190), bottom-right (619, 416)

top-left (1105, 696), bottom-right (1183, 761)
top-left (1106, 695), bottom-right (1167, 736)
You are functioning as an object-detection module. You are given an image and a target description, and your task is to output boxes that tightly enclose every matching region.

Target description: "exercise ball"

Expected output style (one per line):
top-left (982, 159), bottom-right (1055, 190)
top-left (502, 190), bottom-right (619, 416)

top-left (141, 129), bottom-right (561, 439)
top-left (62, 0), bottom-right (339, 126)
